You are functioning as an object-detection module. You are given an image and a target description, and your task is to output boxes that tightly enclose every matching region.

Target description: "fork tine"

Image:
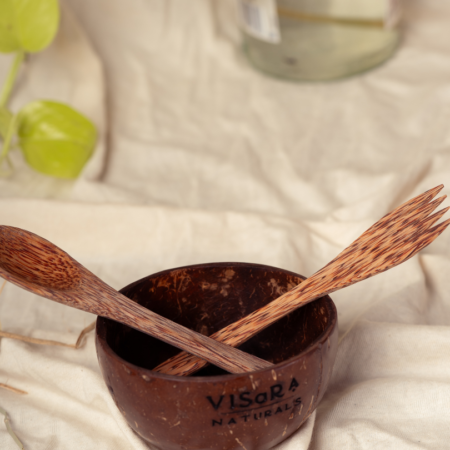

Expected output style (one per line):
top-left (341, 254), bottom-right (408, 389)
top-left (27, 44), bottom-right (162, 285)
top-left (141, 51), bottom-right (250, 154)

top-left (360, 217), bottom-right (450, 280)
top-left (398, 195), bottom-right (447, 228)
top-left (402, 218), bottom-right (450, 262)
top-left (374, 201), bottom-right (449, 251)
top-left (420, 206), bottom-right (450, 231)
top-left (394, 185), bottom-right (444, 215)
top-left (319, 186), bottom-right (447, 279)
top-left (374, 205), bottom-right (450, 253)
top-left (350, 190), bottom-right (446, 254)
top-left (369, 185), bottom-right (444, 231)
top-left (426, 217), bottom-right (450, 236)
top-left (344, 186), bottom-right (445, 251)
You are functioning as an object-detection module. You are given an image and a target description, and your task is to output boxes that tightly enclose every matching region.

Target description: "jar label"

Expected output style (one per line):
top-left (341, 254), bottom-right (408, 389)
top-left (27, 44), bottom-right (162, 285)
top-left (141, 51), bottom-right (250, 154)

top-left (236, 0), bottom-right (281, 43)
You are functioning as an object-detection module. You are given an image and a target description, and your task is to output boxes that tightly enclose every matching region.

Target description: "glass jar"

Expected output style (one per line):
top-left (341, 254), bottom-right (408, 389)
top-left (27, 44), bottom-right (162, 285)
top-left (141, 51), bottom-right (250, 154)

top-left (238, 0), bottom-right (402, 81)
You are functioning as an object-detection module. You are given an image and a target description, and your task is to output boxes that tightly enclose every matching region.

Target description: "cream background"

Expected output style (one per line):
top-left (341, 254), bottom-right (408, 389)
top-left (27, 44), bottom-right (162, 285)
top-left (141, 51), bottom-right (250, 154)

top-left (1, 1), bottom-right (450, 449)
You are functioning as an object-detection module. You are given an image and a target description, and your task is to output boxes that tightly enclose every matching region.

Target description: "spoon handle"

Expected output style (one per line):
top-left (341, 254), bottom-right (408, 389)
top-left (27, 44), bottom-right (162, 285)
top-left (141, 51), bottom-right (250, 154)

top-left (0, 267), bottom-right (271, 374)
top-left (0, 225), bottom-right (272, 374)
top-left (153, 276), bottom-right (320, 375)
top-left (100, 285), bottom-right (273, 374)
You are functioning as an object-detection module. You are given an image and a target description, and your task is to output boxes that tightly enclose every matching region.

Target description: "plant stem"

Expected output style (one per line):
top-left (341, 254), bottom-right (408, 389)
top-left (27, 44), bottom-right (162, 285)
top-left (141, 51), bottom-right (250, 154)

top-left (0, 108), bottom-right (13, 139)
top-left (0, 113), bottom-right (17, 174)
top-left (0, 51), bottom-right (24, 110)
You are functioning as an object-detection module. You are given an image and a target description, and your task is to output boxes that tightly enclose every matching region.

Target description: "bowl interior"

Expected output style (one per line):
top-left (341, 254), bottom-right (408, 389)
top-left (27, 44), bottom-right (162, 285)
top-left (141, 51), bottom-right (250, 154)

top-left (104, 263), bottom-right (334, 376)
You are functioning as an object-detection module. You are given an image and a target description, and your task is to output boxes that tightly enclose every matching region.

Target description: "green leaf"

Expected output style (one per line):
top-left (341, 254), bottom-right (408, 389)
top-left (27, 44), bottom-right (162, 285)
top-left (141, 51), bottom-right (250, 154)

top-left (0, 0), bottom-right (60, 53)
top-left (18, 100), bottom-right (97, 179)
top-left (0, 2), bottom-right (20, 53)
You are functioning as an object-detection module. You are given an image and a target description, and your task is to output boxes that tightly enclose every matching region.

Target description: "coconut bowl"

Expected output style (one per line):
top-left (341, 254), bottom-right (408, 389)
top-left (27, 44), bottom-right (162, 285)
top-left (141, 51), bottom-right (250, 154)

top-left (96, 262), bottom-right (338, 450)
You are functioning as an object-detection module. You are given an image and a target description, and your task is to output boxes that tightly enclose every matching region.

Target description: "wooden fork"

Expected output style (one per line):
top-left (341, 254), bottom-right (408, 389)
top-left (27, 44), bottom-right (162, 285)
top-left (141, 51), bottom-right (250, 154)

top-left (155, 185), bottom-right (450, 376)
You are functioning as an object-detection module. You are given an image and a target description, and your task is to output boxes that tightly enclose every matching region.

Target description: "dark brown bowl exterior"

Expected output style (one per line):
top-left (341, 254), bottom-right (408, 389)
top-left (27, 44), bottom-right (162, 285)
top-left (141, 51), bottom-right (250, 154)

top-left (96, 262), bottom-right (338, 450)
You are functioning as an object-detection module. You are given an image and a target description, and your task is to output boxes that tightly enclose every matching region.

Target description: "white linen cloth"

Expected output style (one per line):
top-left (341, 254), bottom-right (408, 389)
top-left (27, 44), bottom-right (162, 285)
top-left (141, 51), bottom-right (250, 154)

top-left (1, 0), bottom-right (450, 449)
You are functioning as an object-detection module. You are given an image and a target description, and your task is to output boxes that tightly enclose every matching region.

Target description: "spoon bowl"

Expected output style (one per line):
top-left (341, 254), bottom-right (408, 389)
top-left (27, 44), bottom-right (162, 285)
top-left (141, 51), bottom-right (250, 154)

top-left (0, 228), bottom-right (81, 290)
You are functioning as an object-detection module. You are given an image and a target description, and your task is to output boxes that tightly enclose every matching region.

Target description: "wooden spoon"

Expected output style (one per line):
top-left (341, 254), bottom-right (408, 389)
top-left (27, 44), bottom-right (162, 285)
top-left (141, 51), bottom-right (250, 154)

top-left (0, 226), bottom-right (272, 374)
top-left (156, 185), bottom-right (450, 376)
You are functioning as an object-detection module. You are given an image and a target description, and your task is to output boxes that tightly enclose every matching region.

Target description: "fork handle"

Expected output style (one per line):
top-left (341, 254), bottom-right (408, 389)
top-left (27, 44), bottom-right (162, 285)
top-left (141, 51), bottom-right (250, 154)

top-left (155, 184), bottom-right (450, 376)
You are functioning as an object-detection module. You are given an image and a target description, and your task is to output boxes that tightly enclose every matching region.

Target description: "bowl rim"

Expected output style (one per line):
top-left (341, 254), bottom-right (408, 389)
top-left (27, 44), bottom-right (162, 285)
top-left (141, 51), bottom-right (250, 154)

top-left (96, 261), bottom-right (338, 383)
